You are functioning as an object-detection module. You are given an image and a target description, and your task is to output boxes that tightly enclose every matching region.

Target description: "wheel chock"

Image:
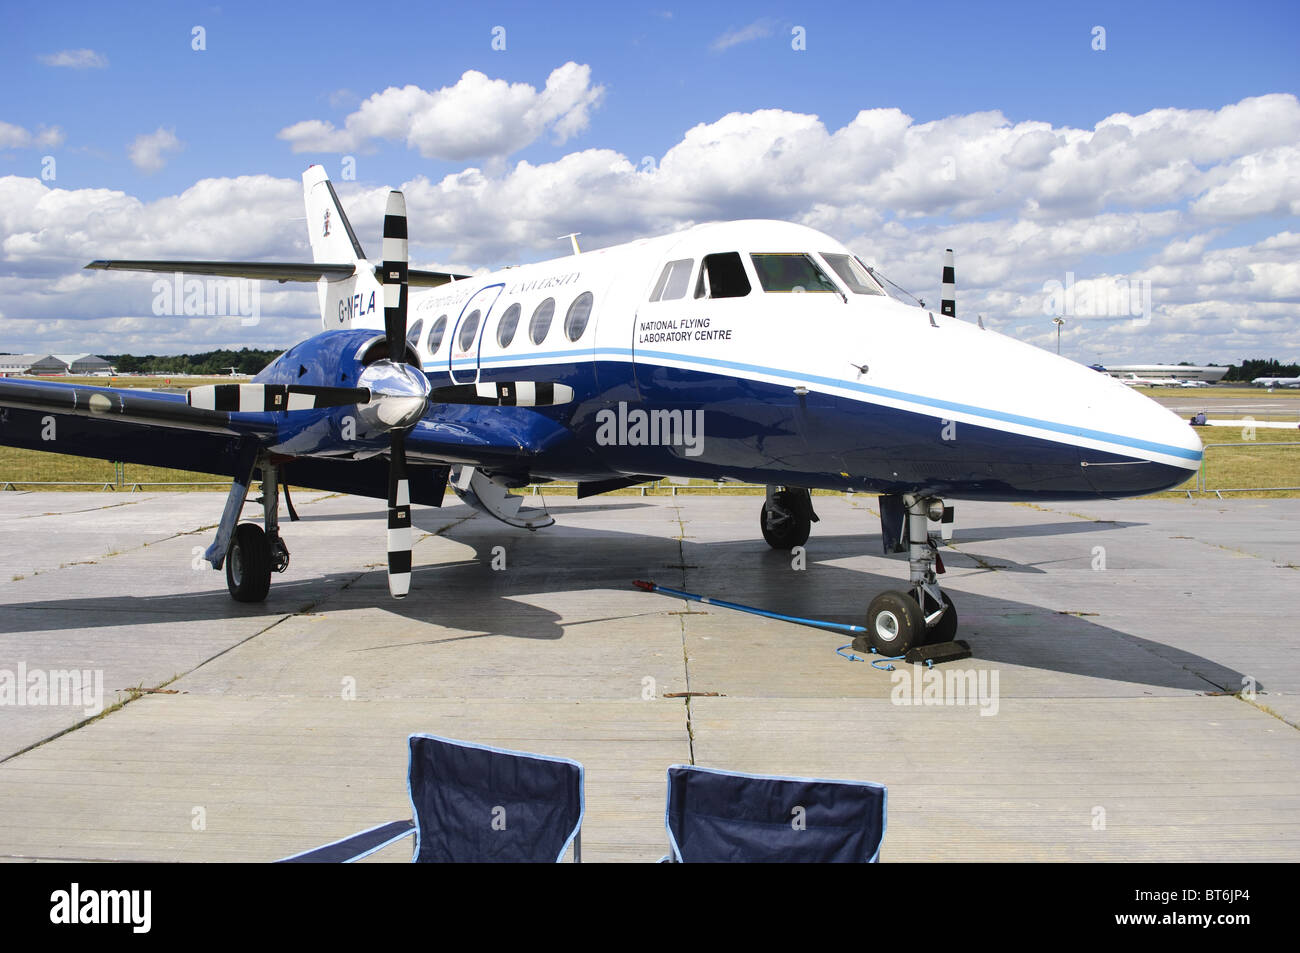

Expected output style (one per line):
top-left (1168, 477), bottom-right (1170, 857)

top-left (903, 639), bottom-right (972, 665)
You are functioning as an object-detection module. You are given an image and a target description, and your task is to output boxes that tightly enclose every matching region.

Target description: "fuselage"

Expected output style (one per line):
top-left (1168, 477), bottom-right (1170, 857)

top-left (278, 219), bottom-right (1203, 501)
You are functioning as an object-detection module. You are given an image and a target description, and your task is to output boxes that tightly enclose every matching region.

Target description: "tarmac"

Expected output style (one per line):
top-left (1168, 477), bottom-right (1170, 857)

top-left (1, 489), bottom-right (1297, 862)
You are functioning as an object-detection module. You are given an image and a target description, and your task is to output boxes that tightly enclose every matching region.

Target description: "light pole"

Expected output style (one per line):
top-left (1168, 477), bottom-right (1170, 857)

top-left (1053, 317), bottom-right (1065, 355)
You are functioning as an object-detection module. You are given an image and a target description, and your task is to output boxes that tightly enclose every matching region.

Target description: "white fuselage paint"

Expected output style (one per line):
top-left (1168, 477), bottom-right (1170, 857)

top-left (330, 219), bottom-right (1202, 477)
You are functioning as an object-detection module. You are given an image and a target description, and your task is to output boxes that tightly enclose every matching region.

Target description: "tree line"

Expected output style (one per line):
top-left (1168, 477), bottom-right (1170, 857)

top-left (102, 348), bottom-right (283, 375)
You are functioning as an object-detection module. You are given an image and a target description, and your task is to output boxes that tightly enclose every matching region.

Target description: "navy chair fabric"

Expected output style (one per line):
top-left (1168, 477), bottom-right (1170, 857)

top-left (278, 734), bottom-right (584, 863)
top-left (664, 764), bottom-right (886, 862)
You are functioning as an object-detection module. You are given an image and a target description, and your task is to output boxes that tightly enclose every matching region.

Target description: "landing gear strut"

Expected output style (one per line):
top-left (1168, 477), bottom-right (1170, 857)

top-left (863, 494), bottom-right (957, 655)
top-left (207, 454), bottom-right (290, 603)
top-left (760, 486), bottom-right (818, 550)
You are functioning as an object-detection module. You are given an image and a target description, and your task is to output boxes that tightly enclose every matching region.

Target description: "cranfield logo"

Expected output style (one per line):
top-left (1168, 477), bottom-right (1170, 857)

top-left (1042, 272), bottom-right (1152, 326)
top-left (595, 401), bottom-right (705, 457)
top-left (50, 883), bottom-right (151, 934)
top-left (890, 663), bottom-right (999, 716)
top-left (0, 663), bottom-right (103, 716)
top-left (152, 271), bottom-right (260, 326)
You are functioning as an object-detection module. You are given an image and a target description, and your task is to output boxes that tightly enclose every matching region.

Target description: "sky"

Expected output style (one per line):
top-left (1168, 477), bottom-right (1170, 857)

top-left (2, 0), bottom-right (1298, 364)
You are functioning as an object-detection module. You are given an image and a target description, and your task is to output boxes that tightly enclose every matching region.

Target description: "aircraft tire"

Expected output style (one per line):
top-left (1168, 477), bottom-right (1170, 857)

top-left (760, 497), bottom-right (811, 550)
top-left (865, 590), bottom-right (925, 656)
top-left (227, 522), bottom-right (272, 603)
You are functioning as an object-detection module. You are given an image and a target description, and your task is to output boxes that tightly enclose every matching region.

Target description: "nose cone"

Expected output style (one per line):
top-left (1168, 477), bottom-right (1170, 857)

top-left (1070, 365), bottom-right (1203, 497)
top-left (357, 359), bottom-right (431, 432)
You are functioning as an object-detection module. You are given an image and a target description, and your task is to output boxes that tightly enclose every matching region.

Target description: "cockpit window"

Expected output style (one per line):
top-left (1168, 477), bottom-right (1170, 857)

top-left (650, 259), bottom-right (693, 302)
top-left (820, 253), bottom-right (885, 295)
top-left (694, 252), bottom-right (751, 299)
top-left (750, 253), bottom-right (840, 294)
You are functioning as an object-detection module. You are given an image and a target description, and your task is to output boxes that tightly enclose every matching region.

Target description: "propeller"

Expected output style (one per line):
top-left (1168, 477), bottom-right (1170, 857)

top-left (429, 381), bottom-right (575, 407)
top-left (940, 248), bottom-right (955, 318)
top-left (188, 383), bottom-right (370, 412)
top-left (381, 190), bottom-right (414, 599)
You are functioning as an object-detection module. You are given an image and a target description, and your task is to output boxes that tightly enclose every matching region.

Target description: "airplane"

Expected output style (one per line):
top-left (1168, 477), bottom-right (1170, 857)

top-left (1252, 376), bottom-right (1300, 387)
top-left (1117, 373), bottom-right (1170, 388)
top-left (0, 166), bottom-right (1203, 656)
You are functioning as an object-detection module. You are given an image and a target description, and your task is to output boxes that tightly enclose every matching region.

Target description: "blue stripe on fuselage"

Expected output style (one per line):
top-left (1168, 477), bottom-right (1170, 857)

top-left (428, 348), bottom-right (1200, 464)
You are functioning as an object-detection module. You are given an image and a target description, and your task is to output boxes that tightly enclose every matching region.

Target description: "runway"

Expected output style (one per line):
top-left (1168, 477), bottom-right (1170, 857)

top-left (1, 491), bottom-right (1298, 862)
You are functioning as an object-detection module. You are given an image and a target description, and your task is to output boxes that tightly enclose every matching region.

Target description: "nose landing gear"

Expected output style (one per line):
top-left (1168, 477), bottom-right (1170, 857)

top-left (862, 494), bottom-right (958, 656)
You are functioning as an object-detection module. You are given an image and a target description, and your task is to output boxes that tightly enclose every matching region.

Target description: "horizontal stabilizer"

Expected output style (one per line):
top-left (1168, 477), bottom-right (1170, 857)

top-left (86, 260), bottom-right (467, 287)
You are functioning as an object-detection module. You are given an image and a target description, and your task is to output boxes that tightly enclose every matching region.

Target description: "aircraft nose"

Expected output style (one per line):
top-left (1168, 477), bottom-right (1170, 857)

top-left (1075, 378), bottom-right (1203, 497)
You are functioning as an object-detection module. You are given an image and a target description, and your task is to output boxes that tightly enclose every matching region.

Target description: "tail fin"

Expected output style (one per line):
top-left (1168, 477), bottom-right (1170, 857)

top-left (303, 165), bottom-right (380, 331)
top-left (303, 165), bottom-right (366, 264)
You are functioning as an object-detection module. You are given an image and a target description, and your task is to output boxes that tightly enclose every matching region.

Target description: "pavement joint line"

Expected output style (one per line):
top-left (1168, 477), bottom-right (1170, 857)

top-left (1235, 694), bottom-right (1300, 731)
top-left (17, 499), bottom-right (145, 519)
top-left (0, 526), bottom-right (387, 763)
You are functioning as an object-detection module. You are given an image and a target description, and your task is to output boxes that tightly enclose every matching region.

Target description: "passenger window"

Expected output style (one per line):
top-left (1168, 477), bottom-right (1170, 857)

top-left (405, 318), bottom-right (424, 351)
top-left (427, 315), bottom-right (448, 354)
top-left (820, 253), bottom-right (884, 295)
top-left (457, 310), bottom-right (481, 352)
top-left (565, 292), bottom-right (593, 341)
top-left (497, 303), bottom-right (521, 347)
top-left (750, 253), bottom-right (840, 293)
top-left (530, 298), bottom-right (555, 345)
top-left (694, 252), bottom-right (751, 299)
top-left (650, 259), bottom-right (693, 301)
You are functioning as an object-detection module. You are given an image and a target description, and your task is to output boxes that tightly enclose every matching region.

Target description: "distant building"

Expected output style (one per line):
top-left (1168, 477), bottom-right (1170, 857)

top-left (1098, 364), bottom-right (1229, 382)
top-left (0, 354), bottom-right (116, 376)
top-left (54, 354), bottom-right (116, 375)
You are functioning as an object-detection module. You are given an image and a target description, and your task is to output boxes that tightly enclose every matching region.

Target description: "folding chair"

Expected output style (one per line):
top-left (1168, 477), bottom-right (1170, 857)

top-left (280, 734), bottom-right (584, 863)
top-left (663, 764), bottom-right (886, 862)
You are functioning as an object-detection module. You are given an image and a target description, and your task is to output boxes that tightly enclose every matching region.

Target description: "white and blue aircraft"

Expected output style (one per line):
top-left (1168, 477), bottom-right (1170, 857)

top-left (0, 166), bottom-right (1203, 655)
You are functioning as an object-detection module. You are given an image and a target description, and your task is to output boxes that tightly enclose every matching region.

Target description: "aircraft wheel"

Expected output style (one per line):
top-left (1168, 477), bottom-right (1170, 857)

top-left (227, 522), bottom-right (272, 603)
top-left (865, 590), bottom-right (926, 656)
top-left (760, 495), bottom-right (811, 550)
top-left (917, 590), bottom-right (958, 644)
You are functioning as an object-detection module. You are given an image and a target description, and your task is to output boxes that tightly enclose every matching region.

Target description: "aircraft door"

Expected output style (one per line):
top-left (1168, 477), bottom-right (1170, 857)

top-left (449, 283), bottom-right (503, 384)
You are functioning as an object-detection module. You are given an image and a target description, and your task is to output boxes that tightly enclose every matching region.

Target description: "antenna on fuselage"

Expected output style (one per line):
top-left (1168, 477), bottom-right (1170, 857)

top-left (557, 233), bottom-right (582, 255)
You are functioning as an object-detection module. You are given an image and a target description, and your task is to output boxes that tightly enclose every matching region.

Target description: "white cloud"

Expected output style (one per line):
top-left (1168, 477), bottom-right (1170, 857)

top-left (278, 63), bottom-right (604, 161)
top-left (0, 121), bottom-right (65, 149)
top-left (38, 49), bottom-right (108, 69)
top-left (4, 91), bottom-right (1298, 363)
top-left (712, 19), bottom-right (777, 51)
top-left (128, 127), bottom-right (183, 173)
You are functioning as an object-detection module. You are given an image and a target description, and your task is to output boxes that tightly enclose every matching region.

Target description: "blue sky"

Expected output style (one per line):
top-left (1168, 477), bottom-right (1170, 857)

top-left (3, 0), bottom-right (1299, 362)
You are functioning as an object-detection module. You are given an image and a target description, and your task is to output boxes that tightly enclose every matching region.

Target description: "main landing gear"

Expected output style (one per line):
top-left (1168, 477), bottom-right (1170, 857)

top-left (206, 455), bottom-right (292, 603)
top-left (862, 494), bottom-right (957, 656)
top-left (760, 486), bottom-right (818, 550)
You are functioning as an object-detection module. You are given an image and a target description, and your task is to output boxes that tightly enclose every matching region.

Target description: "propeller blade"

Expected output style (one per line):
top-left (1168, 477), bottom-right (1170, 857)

top-left (387, 434), bottom-right (412, 599)
top-left (382, 191), bottom-right (409, 361)
top-left (187, 383), bottom-right (370, 412)
top-left (429, 381), bottom-right (575, 407)
top-left (940, 248), bottom-right (955, 318)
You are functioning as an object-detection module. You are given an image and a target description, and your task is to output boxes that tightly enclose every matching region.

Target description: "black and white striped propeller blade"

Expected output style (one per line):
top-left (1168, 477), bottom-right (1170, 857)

top-left (429, 381), bottom-right (575, 407)
top-left (187, 383), bottom-right (370, 412)
top-left (382, 190), bottom-right (413, 599)
top-left (387, 434), bottom-right (412, 598)
top-left (382, 192), bottom-right (409, 363)
top-left (940, 248), bottom-right (955, 319)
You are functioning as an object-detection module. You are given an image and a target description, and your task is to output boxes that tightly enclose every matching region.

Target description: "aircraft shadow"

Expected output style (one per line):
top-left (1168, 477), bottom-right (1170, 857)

top-left (1, 510), bottom-right (1251, 694)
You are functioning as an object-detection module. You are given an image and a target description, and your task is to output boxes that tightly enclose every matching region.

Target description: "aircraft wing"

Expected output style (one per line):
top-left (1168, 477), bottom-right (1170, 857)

top-left (86, 260), bottom-right (469, 287)
top-left (0, 378), bottom-right (583, 504)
